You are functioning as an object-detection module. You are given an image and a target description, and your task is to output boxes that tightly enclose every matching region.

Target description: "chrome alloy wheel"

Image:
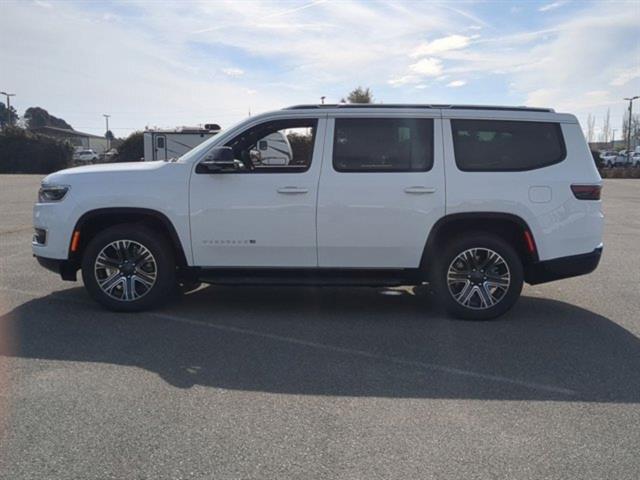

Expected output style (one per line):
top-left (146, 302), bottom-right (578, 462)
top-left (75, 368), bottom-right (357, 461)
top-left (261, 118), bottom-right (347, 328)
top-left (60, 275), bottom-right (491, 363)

top-left (93, 240), bottom-right (157, 302)
top-left (446, 248), bottom-right (511, 310)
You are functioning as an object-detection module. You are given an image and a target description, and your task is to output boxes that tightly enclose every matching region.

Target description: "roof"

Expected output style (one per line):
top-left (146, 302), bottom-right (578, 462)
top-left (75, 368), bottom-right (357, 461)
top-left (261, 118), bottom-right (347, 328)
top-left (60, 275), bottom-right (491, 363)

top-left (284, 104), bottom-right (555, 113)
top-left (144, 127), bottom-right (215, 134)
top-left (31, 126), bottom-right (105, 139)
top-left (145, 124), bottom-right (221, 134)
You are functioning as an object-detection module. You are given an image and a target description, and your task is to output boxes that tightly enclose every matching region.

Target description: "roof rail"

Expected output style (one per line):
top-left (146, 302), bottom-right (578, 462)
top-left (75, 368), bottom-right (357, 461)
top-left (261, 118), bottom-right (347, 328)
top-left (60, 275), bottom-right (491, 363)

top-left (284, 104), bottom-right (555, 113)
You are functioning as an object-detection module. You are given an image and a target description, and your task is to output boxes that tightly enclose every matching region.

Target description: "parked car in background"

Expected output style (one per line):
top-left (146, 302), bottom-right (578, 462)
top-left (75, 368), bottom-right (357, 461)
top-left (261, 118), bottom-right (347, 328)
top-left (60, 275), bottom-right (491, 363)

top-left (631, 152), bottom-right (640, 167)
top-left (103, 148), bottom-right (118, 161)
top-left (73, 149), bottom-right (99, 165)
top-left (614, 151), bottom-right (632, 167)
top-left (599, 151), bottom-right (617, 168)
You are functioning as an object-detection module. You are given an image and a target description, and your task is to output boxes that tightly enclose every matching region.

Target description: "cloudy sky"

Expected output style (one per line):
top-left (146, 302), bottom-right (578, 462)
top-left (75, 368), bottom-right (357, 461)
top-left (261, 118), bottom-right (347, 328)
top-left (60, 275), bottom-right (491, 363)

top-left (1, 0), bottom-right (639, 138)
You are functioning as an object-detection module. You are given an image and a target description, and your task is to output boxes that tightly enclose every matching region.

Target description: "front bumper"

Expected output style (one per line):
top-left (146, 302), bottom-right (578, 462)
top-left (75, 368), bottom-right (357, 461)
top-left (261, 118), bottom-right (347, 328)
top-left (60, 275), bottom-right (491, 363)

top-left (525, 245), bottom-right (603, 285)
top-left (35, 256), bottom-right (79, 281)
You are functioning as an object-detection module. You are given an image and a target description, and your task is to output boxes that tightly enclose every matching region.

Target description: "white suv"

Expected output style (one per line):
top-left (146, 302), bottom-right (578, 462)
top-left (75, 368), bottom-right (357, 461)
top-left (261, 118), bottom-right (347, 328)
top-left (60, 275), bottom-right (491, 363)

top-left (33, 104), bottom-right (603, 320)
top-left (73, 149), bottom-right (99, 165)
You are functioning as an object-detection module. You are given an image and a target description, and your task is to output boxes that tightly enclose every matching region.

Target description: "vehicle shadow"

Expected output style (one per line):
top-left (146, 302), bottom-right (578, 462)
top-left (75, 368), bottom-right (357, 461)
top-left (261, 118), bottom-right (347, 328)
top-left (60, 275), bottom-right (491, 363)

top-left (2, 285), bottom-right (639, 403)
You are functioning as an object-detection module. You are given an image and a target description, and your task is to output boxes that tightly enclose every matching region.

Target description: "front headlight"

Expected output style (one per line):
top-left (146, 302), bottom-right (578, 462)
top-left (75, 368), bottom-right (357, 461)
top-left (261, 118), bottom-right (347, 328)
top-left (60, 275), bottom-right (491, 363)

top-left (38, 184), bottom-right (70, 203)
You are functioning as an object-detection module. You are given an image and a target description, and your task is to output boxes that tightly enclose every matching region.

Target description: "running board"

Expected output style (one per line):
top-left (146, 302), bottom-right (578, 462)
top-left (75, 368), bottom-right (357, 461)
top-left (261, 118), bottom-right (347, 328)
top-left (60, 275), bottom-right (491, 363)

top-left (196, 268), bottom-right (423, 287)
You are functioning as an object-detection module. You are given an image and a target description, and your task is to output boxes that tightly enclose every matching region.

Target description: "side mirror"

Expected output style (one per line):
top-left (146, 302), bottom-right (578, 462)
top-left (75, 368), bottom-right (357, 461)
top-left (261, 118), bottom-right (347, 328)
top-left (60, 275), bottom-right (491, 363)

top-left (198, 147), bottom-right (236, 173)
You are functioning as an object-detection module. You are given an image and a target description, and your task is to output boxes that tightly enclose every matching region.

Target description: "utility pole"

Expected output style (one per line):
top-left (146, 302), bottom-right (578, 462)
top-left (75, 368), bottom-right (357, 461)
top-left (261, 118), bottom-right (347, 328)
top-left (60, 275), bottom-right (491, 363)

top-left (1, 91), bottom-right (16, 127)
top-left (624, 96), bottom-right (639, 155)
top-left (103, 114), bottom-right (111, 150)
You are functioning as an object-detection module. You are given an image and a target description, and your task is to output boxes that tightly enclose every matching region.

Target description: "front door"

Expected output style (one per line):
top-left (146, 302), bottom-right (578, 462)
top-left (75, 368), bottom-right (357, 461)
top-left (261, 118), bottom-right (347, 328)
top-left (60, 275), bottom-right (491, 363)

top-left (190, 116), bottom-right (325, 267)
top-left (317, 115), bottom-right (445, 268)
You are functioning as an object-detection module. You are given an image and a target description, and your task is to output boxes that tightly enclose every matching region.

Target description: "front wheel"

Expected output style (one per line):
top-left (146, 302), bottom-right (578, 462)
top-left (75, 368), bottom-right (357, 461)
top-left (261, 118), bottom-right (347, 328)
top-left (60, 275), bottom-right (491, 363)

top-left (81, 224), bottom-right (176, 312)
top-left (432, 233), bottom-right (524, 320)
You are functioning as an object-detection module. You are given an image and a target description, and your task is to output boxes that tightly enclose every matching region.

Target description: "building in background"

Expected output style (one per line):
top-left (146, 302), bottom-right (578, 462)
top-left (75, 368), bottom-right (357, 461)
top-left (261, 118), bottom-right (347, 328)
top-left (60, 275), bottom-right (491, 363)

top-left (31, 126), bottom-right (110, 154)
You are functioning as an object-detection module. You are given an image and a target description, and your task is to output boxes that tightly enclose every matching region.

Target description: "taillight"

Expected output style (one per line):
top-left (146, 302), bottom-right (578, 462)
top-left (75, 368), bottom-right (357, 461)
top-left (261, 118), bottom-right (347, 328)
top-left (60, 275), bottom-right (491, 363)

top-left (571, 184), bottom-right (602, 200)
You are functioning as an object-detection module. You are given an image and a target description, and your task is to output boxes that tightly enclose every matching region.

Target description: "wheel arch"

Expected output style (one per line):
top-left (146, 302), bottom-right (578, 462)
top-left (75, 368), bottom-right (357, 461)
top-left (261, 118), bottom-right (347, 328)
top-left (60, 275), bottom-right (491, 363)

top-left (70, 207), bottom-right (189, 268)
top-left (421, 212), bottom-right (539, 274)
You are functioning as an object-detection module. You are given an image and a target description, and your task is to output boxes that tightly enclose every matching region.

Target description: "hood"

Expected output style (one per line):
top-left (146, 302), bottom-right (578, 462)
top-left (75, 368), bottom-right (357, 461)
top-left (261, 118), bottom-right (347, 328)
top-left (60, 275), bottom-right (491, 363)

top-left (42, 161), bottom-right (168, 185)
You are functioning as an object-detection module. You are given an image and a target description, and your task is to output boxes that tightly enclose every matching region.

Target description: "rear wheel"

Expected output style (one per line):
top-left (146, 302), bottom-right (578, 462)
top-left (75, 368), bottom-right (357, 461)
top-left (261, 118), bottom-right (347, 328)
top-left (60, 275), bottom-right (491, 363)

top-left (432, 233), bottom-right (524, 320)
top-left (81, 224), bottom-right (176, 311)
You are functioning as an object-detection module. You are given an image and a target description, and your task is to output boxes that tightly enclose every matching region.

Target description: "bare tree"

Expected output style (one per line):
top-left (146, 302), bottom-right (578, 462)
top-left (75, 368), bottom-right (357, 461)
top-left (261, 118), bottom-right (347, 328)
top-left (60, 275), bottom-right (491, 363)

top-left (586, 114), bottom-right (596, 143)
top-left (601, 108), bottom-right (611, 143)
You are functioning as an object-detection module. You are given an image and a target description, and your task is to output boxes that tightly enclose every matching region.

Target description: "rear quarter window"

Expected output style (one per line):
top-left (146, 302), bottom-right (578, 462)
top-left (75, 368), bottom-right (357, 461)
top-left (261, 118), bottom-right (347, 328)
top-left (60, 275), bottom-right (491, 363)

top-left (451, 119), bottom-right (566, 171)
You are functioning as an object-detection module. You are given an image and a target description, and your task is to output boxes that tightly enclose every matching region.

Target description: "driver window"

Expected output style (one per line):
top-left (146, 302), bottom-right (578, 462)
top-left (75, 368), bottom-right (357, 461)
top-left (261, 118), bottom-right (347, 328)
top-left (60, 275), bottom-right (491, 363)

top-left (225, 118), bottom-right (317, 173)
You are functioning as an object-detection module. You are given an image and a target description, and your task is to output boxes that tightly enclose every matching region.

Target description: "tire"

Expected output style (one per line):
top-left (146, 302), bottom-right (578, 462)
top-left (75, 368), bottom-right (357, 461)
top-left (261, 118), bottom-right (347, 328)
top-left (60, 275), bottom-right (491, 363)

top-left (431, 232), bottom-right (524, 320)
top-left (81, 224), bottom-right (176, 312)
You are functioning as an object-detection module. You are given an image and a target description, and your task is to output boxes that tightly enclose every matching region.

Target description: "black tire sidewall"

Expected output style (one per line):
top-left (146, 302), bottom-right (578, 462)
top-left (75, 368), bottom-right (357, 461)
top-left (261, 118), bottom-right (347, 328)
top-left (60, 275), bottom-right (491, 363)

top-left (81, 225), bottom-right (176, 312)
top-left (433, 233), bottom-right (524, 320)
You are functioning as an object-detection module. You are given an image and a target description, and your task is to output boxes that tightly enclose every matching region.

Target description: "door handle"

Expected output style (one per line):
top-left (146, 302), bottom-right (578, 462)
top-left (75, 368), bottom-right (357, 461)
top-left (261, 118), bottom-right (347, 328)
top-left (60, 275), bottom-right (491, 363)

top-left (277, 186), bottom-right (308, 194)
top-left (404, 186), bottom-right (436, 194)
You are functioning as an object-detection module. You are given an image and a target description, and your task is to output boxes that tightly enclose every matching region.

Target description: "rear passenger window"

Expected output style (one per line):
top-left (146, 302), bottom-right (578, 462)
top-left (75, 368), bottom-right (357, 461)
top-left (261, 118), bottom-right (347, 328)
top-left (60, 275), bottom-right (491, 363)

top-left (451, 120), bottom-right (566, 171)
top-left (333, 118), bottom-right (433, 172)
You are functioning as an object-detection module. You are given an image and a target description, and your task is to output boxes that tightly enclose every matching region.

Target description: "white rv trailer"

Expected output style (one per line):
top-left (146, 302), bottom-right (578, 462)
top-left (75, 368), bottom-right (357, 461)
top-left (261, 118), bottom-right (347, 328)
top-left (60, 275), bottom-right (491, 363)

top-left (251, 131), bottom-right (293, 166)
top-left (143, 124), bottom-right (220, 161)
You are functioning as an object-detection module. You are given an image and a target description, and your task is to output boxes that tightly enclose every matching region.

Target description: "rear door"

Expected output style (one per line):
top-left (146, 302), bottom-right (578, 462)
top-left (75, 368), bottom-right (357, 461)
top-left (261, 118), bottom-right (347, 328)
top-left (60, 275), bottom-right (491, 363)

top-left (317, 112), bottom-right (445, 268)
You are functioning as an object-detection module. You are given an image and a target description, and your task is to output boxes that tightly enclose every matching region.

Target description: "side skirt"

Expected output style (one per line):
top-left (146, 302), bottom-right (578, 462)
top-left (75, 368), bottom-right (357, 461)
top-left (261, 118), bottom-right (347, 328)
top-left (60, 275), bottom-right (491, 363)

top-left (195, 268), bottom-right (425, 287)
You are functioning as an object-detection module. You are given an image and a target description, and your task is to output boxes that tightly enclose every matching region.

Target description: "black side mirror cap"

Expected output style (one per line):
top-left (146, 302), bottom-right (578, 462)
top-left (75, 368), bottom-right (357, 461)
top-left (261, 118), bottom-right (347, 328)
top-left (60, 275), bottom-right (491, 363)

top-left (196, 147), bottom-right (236, 173)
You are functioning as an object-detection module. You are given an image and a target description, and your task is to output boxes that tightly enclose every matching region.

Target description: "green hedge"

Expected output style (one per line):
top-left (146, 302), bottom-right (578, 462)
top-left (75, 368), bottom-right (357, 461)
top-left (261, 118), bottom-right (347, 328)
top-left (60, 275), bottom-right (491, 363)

top-left (0, 127), bottom-right (73, 174)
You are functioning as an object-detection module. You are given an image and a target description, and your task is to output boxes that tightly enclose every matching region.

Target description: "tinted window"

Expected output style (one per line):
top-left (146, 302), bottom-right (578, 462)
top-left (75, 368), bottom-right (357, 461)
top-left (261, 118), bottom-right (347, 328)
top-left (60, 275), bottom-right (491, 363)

top-left (333, 118), bottom-right (433, 172)
top-left (225, 119), bottom-right (317, 173)
top-left (451, 119), bottom-right (565, 171)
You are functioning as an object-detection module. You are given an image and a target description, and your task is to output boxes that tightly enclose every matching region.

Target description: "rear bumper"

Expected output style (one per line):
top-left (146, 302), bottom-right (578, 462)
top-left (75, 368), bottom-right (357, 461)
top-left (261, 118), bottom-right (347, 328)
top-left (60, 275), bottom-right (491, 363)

top-left (525, 245), bottom-right (603, 285)
top-left (35, 256), bottom-right (78, 281)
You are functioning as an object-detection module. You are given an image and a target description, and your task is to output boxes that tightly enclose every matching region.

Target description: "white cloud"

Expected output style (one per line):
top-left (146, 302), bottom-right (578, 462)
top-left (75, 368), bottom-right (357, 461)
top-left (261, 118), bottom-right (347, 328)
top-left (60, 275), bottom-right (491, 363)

top-left (447, 80), bottom-right (466, 87)
top-left (539, 1), bottom-right (567, 12)
top-left (388, 75), bottom-right (419, 86)
top-left (410, 35), bottom-right (471, 57)
top-left (1, 0), bottom-right (638, 137)
top-left (610, 67), bottom-right (640, 86)
top-left (221, 67), bottom-right (244, 77)
top-left (409, 57), bottom-right (443, 77)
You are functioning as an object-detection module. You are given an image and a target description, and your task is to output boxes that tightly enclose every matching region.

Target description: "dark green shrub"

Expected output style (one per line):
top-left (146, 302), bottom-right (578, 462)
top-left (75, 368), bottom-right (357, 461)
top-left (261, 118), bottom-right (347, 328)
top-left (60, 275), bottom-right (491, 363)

top-left (114, 131), bottom-right (144, 162)
top-left (0, 127), bottom-right (73, 174)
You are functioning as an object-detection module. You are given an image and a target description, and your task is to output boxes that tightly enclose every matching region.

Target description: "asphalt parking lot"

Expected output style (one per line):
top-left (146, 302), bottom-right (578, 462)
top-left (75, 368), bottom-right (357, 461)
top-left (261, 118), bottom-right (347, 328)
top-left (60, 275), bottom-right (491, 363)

top-left (1, 174), bottom-right (639, 479)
